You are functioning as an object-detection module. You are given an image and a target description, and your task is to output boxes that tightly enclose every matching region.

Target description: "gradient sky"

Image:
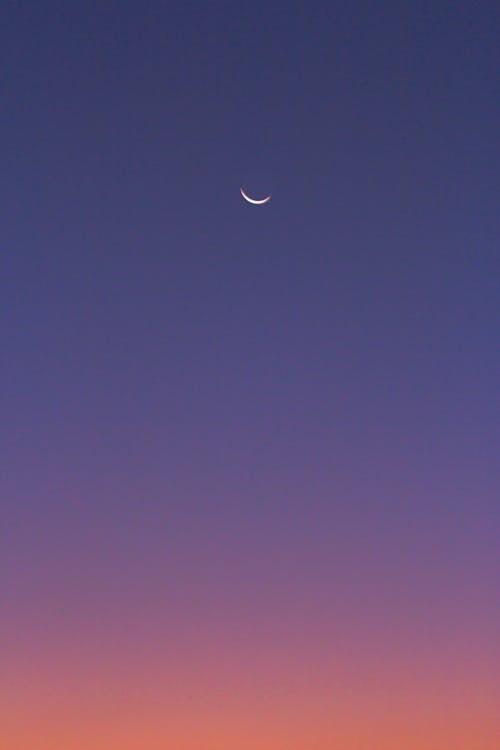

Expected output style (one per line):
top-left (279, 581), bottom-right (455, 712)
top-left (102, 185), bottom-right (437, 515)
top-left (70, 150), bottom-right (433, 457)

top-left (1, 2), bottom-right (498, 748)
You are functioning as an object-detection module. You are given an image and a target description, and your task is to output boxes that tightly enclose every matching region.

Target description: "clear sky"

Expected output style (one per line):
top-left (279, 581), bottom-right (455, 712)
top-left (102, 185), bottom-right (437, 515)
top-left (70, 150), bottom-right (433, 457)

top-left (1, 2), bottom-right (498, 748)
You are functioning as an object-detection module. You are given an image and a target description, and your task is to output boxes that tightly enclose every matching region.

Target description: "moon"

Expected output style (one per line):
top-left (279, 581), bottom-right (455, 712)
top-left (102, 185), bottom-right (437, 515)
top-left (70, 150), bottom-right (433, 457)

top-left (240, 188), bottom-right (271, 205)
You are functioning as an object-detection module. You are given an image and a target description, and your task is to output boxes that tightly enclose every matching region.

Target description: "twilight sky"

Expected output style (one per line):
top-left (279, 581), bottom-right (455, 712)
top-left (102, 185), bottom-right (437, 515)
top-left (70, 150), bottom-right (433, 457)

top-left (1, 2), bottom-right (498, 748)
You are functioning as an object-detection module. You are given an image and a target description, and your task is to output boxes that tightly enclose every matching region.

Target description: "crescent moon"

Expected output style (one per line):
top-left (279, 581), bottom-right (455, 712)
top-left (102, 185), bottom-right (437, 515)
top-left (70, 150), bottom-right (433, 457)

top-left (240, 188), bottom-right (271, 205)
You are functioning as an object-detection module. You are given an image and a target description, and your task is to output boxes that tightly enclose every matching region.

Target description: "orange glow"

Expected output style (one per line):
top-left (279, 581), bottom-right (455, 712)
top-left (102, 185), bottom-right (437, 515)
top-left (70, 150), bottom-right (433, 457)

top-left (2, 636), bottom-right (498, 750)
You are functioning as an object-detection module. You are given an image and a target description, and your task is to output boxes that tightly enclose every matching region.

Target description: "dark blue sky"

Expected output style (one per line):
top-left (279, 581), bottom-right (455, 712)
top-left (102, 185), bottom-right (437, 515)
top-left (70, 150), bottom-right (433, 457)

top-left (3, 3), bottom-right (497, 474)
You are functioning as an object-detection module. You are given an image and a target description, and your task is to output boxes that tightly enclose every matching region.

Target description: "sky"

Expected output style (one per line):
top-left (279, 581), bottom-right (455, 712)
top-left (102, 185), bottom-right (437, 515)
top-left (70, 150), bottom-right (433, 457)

top-left (1, 2), bottom-right (498, 748)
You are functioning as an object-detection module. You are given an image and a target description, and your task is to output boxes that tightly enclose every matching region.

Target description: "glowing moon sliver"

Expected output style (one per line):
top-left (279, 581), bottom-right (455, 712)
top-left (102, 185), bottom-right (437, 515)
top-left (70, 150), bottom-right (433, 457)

top-left (240, 188), bottom-right (271, 205)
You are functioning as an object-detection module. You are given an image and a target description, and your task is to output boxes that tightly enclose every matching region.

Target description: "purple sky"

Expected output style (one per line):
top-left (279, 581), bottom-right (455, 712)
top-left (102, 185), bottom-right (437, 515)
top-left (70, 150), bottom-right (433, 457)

top-left (1, 3), bottom-right (498, 747)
